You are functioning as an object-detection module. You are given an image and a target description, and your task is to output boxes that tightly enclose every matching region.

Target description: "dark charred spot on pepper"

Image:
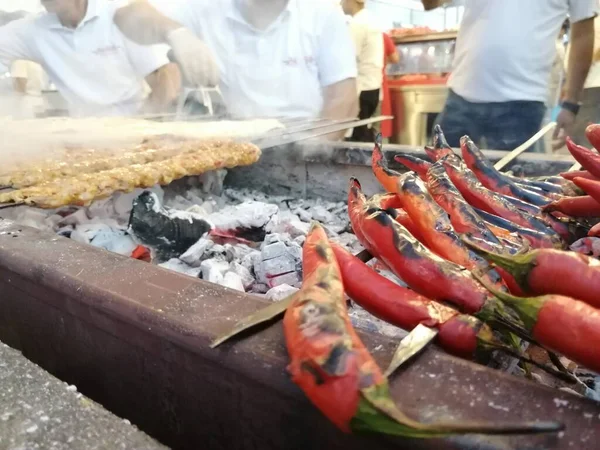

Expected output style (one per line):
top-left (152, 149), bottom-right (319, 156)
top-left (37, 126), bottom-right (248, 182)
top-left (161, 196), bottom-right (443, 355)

top-left (316, 281), bottom-right (330, 290)
top-left (315, 244), bottom-right (329, 261)
top-left (300, 362), bottom-right (325, 385)
top-left (358, 372), bottom-right (375, 390)
top-left (321, 343), bottom-right (350, 376)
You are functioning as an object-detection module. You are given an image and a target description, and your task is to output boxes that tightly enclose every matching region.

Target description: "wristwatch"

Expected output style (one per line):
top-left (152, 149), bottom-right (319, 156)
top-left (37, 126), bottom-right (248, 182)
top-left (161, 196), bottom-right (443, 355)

top-left (561, 101), bottom-right (581, 115)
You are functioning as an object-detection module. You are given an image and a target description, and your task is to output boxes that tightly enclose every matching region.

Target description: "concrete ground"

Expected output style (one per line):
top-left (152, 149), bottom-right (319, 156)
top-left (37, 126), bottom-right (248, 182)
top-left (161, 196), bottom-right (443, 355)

top-left (0, 342), bottom-right (167, 450)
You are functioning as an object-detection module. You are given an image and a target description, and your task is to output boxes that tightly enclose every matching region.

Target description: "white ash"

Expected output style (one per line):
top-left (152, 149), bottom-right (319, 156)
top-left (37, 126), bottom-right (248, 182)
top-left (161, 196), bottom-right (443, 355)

top-left (0, 182), bottom-right (357, 296)
top-left (265, 284), bottom-right (299, 301)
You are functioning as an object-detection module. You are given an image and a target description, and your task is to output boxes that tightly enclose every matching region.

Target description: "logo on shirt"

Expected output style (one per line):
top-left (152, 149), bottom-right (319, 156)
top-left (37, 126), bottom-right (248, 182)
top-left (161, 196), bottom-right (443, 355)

top-left (282, 56), bottom-right (316, 67)
top-left (92, 45), bottom-right (122, 56)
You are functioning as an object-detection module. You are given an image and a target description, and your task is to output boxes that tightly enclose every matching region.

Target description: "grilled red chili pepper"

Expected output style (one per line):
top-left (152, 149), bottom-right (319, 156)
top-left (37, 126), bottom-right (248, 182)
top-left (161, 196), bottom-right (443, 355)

top-left (350, 182), bottom-right (526, 328)
top-left (467, 243), bottom-right (600, 309)
top-left (394, 154), bottom-right (432, 181)
top-left (396, 172), bottom-right (506, 290)
top-left (589, 222), bottom-right (600, 237)
top-left (285, 223), bottom-right (561, 437)
top-left (543, 195), bottom-right (600, 217)
top-left (370, 192), bottom-right (403, 210)
top-left (332, 243), bottom-right (518, 358)
top-left (585, 123), bottom-right (600, 153)
top-left (560, 170), bottom-right (598, 182)
top-left (371, 134), bottom-right (404, 193)
top-left (460, 136), bottom-right (553, 206)
top-left (476, 276), bottom-right (600, 374)
top-left (426, 125), bottom-right (455, 161)
top-left (427, 160), bottom-right (501, 243)
top-left (572, 176), bottom-right (600, 205)
top-left (510, 177), bottom-right (567, 196)
top-left (386, 208), bottom-right (427, 243)
top-left (565, 137), bottom-right (600, 179)
top-left (441, 155), bottom-right (559, 237)
top-left (473, 208), bottom-right (563, 250)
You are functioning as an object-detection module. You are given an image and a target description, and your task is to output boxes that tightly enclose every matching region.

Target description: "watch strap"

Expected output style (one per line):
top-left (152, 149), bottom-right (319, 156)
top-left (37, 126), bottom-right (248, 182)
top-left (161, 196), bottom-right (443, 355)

top-left (561, 101), bottom-right (581, 115)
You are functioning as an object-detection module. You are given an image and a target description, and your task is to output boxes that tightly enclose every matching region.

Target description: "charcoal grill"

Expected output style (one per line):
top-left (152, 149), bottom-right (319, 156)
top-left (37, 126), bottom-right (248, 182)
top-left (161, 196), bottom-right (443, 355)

top-left (0, 142), bottom-right (598, 450)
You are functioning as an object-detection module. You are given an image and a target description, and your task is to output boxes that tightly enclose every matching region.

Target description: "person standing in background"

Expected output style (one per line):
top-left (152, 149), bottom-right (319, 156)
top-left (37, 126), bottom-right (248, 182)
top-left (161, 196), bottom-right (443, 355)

top-left (570, 14), bottom-right (600, 146)
top-left (380, 32), bottom-right (399, 140)
top-left (342, 0), bottom-right (384, 142)
top-left (10, 60), bottom-right (48, 118)
top-left (423, 0), bottom-right (597, 151)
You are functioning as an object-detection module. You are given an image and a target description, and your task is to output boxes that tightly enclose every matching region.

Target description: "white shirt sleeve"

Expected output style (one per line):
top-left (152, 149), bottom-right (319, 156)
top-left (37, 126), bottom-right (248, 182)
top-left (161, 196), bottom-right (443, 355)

top-left (568, 0), bottom-right (598, 23)
top-left (122, 37), bottom-right (171, 78)
top-left (10, 60), bottom-right (28, 79)
top-left (316, 6), bottom-right (358, 87)
top-left (147, 0), bottom-right (204, 36)
top-left (0, 19), bottom-right (38, 69)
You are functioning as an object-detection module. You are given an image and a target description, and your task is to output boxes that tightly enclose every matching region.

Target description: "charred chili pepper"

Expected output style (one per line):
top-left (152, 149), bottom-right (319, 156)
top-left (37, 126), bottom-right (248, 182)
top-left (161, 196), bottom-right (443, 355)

top-left (349, 180), bottom-right (528, 335)
top-left (460, 136), bottom-right (553, 206)
top-left (475, 274), bottom-right (600, 375)
top-left (585, 123), bottom-right (600, 153)
top-left (386, 208), bottom-right (427, 244)
top-left (440, 155), bottom-right (559, 237)
top-left (565, 137), bottom-right (600, 179)
top-left (396, 171), bottom-right (506, 291)
top-left (394, 154), bottom-right (432, 181)
top-left (371, 134), bottom-right (404, 193)
top-left (427, 160), bottom-right (501, 243)
top-left (332, 243), bottom-right (525, 359)
top-left (543, 195), bottom-right (600, 218)
top-left (466, 242), bottom-right (600, 309)
top-left (426, 125), bottom-right (455, 161)
top-left (285, 223), bottom-right (562, 437)
top-left (589, 222), bottom-right (600, 237)
top-left (473, 208), bottom-right (563, 250)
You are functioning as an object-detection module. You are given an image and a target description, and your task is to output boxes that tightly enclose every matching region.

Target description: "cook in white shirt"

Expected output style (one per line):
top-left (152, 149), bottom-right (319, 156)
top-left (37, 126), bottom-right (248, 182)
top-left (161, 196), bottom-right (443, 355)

top-left (113, 0), bottom-right (358, 125)
top-left (342, 0), bottom-right (384, 142)
top-left (423, 0), bottom-right (597, 151)
top-left (0, 0), bottom-right (181, 117)
top-left (10, 60), bottom-right (49, 118)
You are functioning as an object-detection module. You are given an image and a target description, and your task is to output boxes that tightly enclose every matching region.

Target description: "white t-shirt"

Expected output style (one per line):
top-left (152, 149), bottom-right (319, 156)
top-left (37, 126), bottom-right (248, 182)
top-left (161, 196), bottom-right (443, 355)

top-left (348, 9), bottom-right (384, 93)
top-left (148, 0), bottom-right (357, 119)
top-left (449, 0), bottom-right (598, 103)
top-left (0, 0), bottom-right (170, 117)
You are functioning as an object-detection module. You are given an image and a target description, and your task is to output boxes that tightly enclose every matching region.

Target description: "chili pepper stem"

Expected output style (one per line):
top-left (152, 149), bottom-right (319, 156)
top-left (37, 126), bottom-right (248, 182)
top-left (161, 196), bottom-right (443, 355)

top-left (353, 384), bottom-right (564, 436)
top-left (472, 271), bottom-right (544, 332)
top-left (463, 238), bottom-right (536, 289)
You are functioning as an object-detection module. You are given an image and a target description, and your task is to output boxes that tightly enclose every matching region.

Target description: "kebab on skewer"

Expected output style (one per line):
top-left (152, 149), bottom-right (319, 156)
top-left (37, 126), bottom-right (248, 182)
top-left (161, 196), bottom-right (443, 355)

top-left (0, 140), bottom-right (261, 209)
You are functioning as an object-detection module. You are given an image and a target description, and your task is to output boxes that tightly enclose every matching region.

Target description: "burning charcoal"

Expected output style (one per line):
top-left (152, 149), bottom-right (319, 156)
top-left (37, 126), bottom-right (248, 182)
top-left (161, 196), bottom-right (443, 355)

top-left (266, 212), bottom-right (310, 238)
top-left (45, 213), bottom-right (65, 231)
top-left (198, 169), bottom-right (228, 195)
top-left (179, 238), bottom-right (214, 267)
top-left (349, 306), bottom-right (410, 340)
top-left (293, 235), bottom-right (306, 246)
top-left (56, 226), bottom-right (73, 238)
top-left (224, 244), bottom-right (254, 263)
top-left (310, 205), bottom-right (334, 224)
top-left (265, 284), bottom-right (298, 302)
top-left (229, 262), bottom-right (254, 290)
top-left (200, 258), bottom-right (230, 284)
top-left (159, 258), bottom-right (202, 278)
top-left (241, 250), bottom-right (261, 273)
top-left (207, 201), bottom-right (278, 243)
top-left (70, 223), bottom-right (112, 245)
top-left (221, 271), bottom-right (245, 292)
top-left (332, 232), bottom-right (361, 252)
top-left (186, 204), bottom-right (210, 217)
top-left (87, 198), bottom-right (116, 220)
top-left (112, 190), bottom-right (145, 220)
top-left (128, 191), bottom-right (212, 261)
top-left (260, 255), bottom-right (297, 278)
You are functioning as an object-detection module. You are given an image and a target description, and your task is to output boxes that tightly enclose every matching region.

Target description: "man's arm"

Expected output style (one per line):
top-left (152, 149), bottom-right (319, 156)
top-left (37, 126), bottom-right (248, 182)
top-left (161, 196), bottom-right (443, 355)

top-left (0, 19), bottom-right (37, 69)
top-left (322, 78), bottom-right (359, 120)
top-left (114, 1), bottom-right (219, 87)
top-left (144, 62), bottom-right (182, 113)
top-left (384, 33), bottom-right (399, 65)
top-left (553, 17), bottom-right (595, 149)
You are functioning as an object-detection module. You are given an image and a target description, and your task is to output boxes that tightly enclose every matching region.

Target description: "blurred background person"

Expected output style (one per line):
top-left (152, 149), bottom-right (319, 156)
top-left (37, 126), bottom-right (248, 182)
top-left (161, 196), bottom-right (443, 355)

top-left (380, 32), bottom-right (399, 141)
top-left (424, 0), bottom-right (597, 151)
top-left (342, 0), bottom-right (384, 142)
top-left (0, 0), bottom-right (180, 117)
top-left (114, 0), bottom-right (358, 127)
top-left (570, 14), bottom-right (600, 146)
top-left (10, 59), bottom-right (49, 118)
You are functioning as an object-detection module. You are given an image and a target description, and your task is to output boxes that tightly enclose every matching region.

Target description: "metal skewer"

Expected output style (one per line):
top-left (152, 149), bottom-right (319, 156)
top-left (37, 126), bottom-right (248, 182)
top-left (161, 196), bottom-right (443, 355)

top-left (494, 122), bottom-right (557, 171)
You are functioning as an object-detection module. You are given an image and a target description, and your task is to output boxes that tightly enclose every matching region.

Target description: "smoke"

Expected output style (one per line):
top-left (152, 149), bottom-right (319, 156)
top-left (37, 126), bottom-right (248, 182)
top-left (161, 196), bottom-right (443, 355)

top-left (0, 116), bottom-right (284, 171)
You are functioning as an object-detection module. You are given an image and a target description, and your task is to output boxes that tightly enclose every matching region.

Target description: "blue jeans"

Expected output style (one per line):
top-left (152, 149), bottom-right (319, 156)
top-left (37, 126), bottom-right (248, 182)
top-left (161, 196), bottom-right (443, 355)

top-left (435, 89), bottom-right (546, 151)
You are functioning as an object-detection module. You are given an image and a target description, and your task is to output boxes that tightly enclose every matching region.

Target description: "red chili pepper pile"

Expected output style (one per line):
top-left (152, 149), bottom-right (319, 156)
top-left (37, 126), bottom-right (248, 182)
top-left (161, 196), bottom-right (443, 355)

top-left (340, 128), bottom-right (600, 378)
